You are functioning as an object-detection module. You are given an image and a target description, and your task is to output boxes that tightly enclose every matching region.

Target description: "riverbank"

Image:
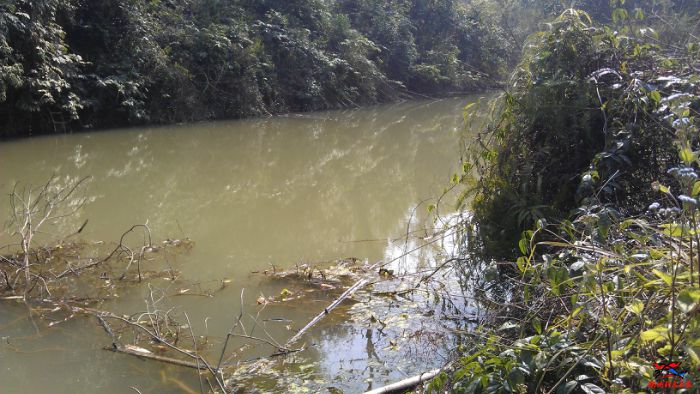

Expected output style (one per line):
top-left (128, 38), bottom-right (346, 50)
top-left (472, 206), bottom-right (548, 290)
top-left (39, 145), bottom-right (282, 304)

top-left (442, 8), bottom-right (700, 392)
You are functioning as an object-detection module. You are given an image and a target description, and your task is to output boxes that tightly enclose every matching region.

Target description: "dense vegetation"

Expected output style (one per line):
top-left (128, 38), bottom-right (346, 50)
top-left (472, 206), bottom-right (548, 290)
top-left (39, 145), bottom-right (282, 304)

top-left (0, 0), bottom-right (513, 138)
top-left (447, 2), bottom-right (700, 392)
top-left (4, 0), bottom-right (700, 391)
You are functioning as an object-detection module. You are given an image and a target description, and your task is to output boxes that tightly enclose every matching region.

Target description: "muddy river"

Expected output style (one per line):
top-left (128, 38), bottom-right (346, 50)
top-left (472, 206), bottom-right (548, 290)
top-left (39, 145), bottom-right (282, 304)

top-left (0, 96), bottom-right (487, 393)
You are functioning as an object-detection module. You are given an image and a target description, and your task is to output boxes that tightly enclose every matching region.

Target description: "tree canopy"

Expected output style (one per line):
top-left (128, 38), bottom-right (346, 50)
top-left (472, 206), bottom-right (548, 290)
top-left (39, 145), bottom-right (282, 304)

top-left (0, 0), bottom-right (510, 137)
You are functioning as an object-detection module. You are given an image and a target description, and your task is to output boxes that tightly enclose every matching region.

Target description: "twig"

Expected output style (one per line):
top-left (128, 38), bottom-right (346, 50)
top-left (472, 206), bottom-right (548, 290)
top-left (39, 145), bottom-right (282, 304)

top-left (217, 288), bottom-right (245, 371)
top-left (86, 308), bottom-right (227, 392)
top-left (184, 312), bottom-right (205, 394)
top-left (107, 346), bottom-right (205, 369)
top-left (232, 333), bottom-right (297, 353)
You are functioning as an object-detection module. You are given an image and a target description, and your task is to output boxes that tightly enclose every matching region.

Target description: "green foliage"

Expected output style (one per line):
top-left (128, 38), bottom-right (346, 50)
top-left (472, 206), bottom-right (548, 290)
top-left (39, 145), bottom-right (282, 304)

top-left (445, 2), bottom-right (700, 392)
top-left (0, 0), bottom-right (509, 137)
top-left (448, 161), bottom-right (700, 391)
top-left (459, 6), bottom-right (697, 257)
top-left (0, 0), bottom-right (85, 134)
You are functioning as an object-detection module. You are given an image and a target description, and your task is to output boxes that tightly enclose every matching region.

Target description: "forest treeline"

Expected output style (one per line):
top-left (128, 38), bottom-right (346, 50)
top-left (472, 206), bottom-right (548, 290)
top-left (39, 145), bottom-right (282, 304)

top-left (5, 0), bottom-right (684, 138)
top-left (0, 0), bottom-right (521, 138)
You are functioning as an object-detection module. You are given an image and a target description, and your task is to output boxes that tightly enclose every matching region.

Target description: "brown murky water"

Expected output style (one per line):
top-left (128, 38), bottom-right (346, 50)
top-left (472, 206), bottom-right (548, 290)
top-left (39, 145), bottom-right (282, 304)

top-left (0, 96), bottom-right (487, 393)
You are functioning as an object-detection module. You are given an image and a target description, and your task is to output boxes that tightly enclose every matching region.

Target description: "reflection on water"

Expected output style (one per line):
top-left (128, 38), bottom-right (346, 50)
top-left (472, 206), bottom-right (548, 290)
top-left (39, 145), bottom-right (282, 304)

top-left (0, 96), bottom-right (488, 393)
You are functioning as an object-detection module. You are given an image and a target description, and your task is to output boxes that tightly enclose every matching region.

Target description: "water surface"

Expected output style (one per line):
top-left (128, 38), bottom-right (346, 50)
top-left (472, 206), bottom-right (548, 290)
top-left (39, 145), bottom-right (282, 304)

top-left (0, 96), bottom-right (485, 393)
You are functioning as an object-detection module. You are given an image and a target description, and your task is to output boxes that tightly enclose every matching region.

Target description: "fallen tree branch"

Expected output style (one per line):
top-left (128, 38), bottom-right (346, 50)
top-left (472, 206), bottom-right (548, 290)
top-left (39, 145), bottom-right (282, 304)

top-left (56, 224), bottom-right (152, 279)
top-left (85, 307), bottom-right (227, 392)
top-left (362, 368), bottom-right (442, 394)
top-left (280, 277), bottom-right (369, 351)
top-left (279, 229), bottom-right (459, 353)
top-left (106, 346), bottom-right (205, 369)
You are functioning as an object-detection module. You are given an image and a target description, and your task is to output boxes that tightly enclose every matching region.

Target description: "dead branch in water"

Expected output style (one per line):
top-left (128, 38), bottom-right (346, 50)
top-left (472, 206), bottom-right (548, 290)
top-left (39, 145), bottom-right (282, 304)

top-left (276, 228), bottom-right (459, 354)
top-left (7, 175), bottom-right (91, 299)
top-left (85, 306), bottom-right (227, 393)
top-left (1, 177), bottom-right (184, 300)
top-left (281, 277), bottom-right (369, 351)
top-left (1, 177), bottom-right (465, 393)
top-left (0, 177), bottom-right (217, 391)
top-left (109, 346), bottom-right (205, 369)
top-left (55, 224), bottom-right (156, 280)
top-left (362, 368), bottom-right (443, 394)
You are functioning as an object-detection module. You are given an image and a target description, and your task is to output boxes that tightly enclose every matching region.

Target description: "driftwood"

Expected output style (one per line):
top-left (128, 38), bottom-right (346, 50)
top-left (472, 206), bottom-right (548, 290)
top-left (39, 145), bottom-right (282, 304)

top-left (88, 306), bottom-right (228, 392)
top-left (277, 227), bottom-right (458, 353)
top-left (3, 173), bottom-right (460, 392)
top-left (281, 277), bottom-right (370, 350)
top-left (363, 368), bottom-right (442, 394)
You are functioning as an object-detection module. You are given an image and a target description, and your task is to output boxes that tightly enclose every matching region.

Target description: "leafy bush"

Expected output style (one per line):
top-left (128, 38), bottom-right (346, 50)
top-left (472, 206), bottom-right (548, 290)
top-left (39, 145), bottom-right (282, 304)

top-left (459, 9), bottom-right (686, 258)
top-left (445, 4), bottom-right (700, 393)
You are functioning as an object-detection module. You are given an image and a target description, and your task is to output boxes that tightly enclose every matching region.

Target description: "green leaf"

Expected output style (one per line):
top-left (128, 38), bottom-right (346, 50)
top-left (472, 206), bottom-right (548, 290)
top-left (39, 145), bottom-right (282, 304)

top-left (658, 343), bottom-right (673, 356)
top-left (692, 181), bottom-right (700, 197)
top-left (641, 327), bottom-right (668, 342)
top-left (524, 285), bottom-right (531, 303)
top-left (580, 383), bottom-right (605, 394)
top-left (625, 300), bottom-right (644, 315)
top-left (678, 289), bottom-right (700, 313)
top-left (612, 8), bottom-right (628, 23)
top-left (660, 223), bottom-right (682, 237)
top-left (649, 90), bottom-right (661, 104)
top-left (532, 317), bottom-right (542, 334)
top-left (610, 349), bottom-right (625, 360)
top-left (453, 366), bottom-right (470, 381)
top-left (280, 288), bottom-right (293, 296)
top-left (517, 256), bottom-right (528, 272)
top-left (680, 148), bottom-right (696, 165)
top-left (462, 162), bottom-right (471, 174)
top-left (652, 181), bottom-right (670, 194)
top-left (519, 238), bottom-right (528, 255)
top-left (652, 269), bottom-right (673, 285)
top-left (547, 266), bottom-right (569, 295)
top-left (570, 305), bottom-right (583, 318)
top-left (557, 381), bottom-right (577, 394)
top-left (649, 248), bottom-right (665, 259)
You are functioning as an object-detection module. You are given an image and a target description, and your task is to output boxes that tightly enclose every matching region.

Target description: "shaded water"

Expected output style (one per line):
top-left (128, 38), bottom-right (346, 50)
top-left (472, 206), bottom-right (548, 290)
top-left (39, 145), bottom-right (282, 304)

top-left (0, 96), bottom-right (486, 393)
